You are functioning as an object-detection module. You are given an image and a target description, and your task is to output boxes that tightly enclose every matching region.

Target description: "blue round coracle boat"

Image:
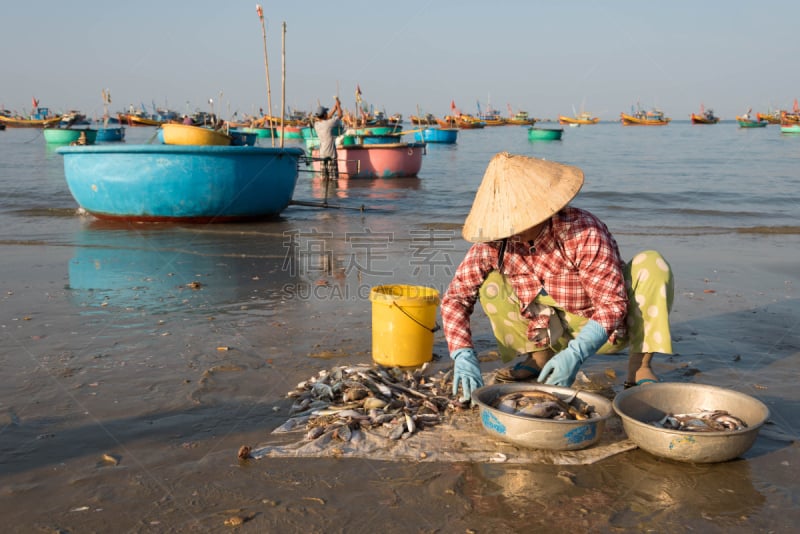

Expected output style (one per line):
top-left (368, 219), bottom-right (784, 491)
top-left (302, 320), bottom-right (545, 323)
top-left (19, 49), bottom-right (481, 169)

top-left (95, 127), bottom-right (126, 142)
top-left (57, 145), bottom-right (305, 222)
top-left (413, 127), bottom-right (458, 144)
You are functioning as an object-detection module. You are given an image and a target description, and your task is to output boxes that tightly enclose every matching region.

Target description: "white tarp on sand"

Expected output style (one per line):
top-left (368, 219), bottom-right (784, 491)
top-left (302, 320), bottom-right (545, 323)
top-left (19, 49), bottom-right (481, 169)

top-left (250, 409), bottom-right (637, 465)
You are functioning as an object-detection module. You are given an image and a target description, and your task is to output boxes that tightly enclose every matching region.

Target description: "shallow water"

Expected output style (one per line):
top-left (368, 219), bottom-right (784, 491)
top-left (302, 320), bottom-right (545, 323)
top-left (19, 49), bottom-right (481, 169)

top-left (0, 124), bottom-right (798, 531)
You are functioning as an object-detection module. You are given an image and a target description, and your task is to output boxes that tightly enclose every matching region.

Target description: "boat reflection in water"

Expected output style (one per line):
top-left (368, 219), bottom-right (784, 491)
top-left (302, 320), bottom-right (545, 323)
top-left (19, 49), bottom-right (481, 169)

top-left (67, 222), bottom-right (301, 316)
top-left (310, 176), bottom-right (421, 202)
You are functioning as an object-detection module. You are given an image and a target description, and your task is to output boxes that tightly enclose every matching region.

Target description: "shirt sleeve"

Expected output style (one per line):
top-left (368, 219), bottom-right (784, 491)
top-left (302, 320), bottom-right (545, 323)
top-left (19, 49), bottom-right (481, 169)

top-left (440, 243), bottom-right (497, 352)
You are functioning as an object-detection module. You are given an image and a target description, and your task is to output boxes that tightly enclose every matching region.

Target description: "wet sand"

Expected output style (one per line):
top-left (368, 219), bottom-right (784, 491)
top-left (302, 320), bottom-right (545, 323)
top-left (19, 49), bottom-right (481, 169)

top-left (2, 234), bottom-right (799, 533)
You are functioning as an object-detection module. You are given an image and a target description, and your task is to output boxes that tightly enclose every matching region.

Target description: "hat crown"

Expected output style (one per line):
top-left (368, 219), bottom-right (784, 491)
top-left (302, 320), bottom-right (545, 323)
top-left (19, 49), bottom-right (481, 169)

top-left (462, 152), bottom-right (584, 242)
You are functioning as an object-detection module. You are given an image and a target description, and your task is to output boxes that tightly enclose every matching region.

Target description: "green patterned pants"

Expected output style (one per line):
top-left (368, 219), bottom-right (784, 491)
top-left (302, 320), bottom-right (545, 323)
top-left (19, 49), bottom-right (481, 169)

top-left (479, 250), bottom-right (674, 363)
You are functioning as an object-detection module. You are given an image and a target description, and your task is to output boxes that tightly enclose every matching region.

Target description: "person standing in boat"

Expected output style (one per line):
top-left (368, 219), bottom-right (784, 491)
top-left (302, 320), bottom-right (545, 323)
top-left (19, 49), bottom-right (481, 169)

top-left (441, 152), bottom-right (675, 401)
top-left (314, 97), bottom-right (343, 180)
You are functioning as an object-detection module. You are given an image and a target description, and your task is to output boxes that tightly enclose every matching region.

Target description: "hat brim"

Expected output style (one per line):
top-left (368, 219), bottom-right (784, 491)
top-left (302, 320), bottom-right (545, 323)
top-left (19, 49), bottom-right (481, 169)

top-left (462, 152), bottom-right (584, 242)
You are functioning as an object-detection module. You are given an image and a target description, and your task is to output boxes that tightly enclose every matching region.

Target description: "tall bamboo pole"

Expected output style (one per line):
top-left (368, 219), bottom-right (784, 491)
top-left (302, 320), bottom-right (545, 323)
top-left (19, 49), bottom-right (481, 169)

top-left (256, 5), bottom-right (274, 147)
top-left (280, 21), bottom-right (286, 149)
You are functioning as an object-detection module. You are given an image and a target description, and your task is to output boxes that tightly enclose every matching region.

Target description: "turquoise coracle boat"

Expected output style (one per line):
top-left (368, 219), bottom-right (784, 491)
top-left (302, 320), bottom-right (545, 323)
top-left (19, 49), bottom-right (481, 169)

top-left (527, 127), bottom-right (563, 141)
top-left (413, 127), bottom-right (458, 144)
top-left (57, 145), bottom-right (305, 222)
top-left (43, 128), bottom-right (98, 145)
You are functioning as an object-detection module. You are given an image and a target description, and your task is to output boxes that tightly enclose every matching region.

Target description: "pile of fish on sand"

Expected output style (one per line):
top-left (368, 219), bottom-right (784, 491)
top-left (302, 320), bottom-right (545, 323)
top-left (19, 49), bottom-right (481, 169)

top-left (649, 410), bottom-right (748, 432)
top-left (491, 389), bottom-right (599, 420)
top-left (272, 363), bottom-right (469, 443)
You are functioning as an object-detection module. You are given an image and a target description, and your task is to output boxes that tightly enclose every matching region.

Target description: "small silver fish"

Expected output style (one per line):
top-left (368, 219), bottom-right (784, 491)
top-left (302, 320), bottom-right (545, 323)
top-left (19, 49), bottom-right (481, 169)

top-left (516, 400), bottom-right (563, 419)
top-left (651, 409), bottom-right (747, 432)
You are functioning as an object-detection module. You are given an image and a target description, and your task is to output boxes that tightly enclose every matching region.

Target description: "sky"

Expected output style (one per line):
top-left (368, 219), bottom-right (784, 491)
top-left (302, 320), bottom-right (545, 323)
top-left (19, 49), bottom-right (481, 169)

top-left (2, 1), bottom-right (798, 121)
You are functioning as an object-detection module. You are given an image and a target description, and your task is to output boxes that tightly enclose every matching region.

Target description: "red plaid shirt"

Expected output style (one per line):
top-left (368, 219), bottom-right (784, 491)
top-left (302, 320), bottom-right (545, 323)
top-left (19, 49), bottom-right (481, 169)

top-left (441, 207), bottom-right (628, 352)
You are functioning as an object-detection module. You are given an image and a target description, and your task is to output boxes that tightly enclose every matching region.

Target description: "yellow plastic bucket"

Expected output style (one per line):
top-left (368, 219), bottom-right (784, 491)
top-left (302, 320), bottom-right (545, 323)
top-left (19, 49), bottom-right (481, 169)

top-left (369, 284), bottom-right (440, 367)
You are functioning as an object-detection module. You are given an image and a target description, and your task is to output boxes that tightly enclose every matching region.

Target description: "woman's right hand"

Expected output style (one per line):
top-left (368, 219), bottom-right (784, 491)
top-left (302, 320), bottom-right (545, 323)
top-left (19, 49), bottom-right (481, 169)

top-left (451, 348), bottom-right (483, 401)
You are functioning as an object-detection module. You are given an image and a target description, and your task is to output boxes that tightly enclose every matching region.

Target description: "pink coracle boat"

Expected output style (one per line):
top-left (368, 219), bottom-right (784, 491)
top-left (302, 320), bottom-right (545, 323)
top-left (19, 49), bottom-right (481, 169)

top-left (314, 142), bottom-right (425, 178)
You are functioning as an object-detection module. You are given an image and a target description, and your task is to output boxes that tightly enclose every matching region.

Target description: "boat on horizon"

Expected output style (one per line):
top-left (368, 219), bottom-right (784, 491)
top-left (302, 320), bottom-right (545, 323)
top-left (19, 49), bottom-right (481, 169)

top-left (690, 105), bottom-right (720, 124)
top-left (558, 112), bottom-right (600, 125)
top-left (507, 109), bottom-right (535, 125)
top-left (620, 107), bottom-right (670, 126)
top-left (0, 106), bottom-right (62, 128)
top-left (437, 114), bottom-right (485, 129)
top-left (756, 110), bottom-right (781, 124)
top-left (780, 122), bottom-right (800, 134)
top-left (736, 116), bottom-right (767, 128)
top-left (119, 111), bottom-right (164, 127)
top-left (410, 113), bottom-right (437, 125)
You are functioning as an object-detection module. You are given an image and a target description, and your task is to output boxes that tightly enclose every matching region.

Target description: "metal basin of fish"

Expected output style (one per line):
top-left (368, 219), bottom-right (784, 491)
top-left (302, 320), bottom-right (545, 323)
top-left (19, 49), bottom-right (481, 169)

top-left (472, 384), bottom-right (613, 451)
top-left (612, 383), bottom-right (769, 463)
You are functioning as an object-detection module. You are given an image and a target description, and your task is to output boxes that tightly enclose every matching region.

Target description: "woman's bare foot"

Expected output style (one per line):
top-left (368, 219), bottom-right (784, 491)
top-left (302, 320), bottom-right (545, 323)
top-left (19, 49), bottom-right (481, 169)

top-left (625, 352), bottom-right (659, 388)
top-left (494, 349), bottom-right (554, 382)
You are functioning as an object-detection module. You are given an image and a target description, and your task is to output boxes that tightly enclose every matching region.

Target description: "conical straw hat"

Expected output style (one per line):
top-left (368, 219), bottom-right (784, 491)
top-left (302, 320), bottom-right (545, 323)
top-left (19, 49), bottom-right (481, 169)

top-left (462, 152), bottom-right (584, 242)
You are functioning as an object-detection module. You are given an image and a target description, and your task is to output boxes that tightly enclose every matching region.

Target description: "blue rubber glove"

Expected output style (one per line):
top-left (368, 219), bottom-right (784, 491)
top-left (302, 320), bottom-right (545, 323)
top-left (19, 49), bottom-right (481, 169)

top-left (538, 320), bottom-right (608, 387)
top-left (451, 348), bottom-right (484, 401)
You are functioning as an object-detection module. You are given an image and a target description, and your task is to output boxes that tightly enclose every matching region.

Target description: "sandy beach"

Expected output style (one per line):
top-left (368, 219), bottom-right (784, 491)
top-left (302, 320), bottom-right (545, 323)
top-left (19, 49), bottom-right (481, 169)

top-left (1, 229), bottom-right (799, 533)
top-left (1, 121), bottom-right (799, 532)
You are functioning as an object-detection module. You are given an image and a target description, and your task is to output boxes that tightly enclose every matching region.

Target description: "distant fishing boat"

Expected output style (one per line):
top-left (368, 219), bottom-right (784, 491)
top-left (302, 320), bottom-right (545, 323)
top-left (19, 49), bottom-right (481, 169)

top-left (736, 116), bottom-right (767, 128)
top-left (620, 107), bottom-right (670, 126)
top-left (410, 113), bottom-right (437, 125)
top-left (0, 106), bottom-right (61, 128)
top-left (781, 104), bottom-right (800, 124)
top-left (780, 123), bottom-right (800, 134)
top-left (558, 112), bottom-right (600, 125)
top-left (119, 112), bottom-right (164, 127)
top-left (475, 101), bottom-right (506, 126)
top-left (779, 105), bottom-right (800, 133)
top-left (57, 144), bottom-right (305, 222)
top-left (690, 105), bottom-right (720, 124)
top-left (506, 107), bottom-right (535, 125)
top-left (756, 110), bottom-right (781, 124)
top-left (437, 115), bottom-right (485, 129)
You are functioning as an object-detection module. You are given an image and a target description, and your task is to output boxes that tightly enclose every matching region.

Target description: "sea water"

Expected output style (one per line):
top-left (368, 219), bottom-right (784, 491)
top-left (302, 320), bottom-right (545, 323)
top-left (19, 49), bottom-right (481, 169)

top-left (2, 122), bottom-right (799, 303)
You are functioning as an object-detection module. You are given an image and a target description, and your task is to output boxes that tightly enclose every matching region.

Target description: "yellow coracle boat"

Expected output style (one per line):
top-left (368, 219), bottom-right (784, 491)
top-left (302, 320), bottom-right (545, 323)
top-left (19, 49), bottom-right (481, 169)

top-left (161, 123), bottom-right (232, 146)
top-left (558, 112), bottom-right (600, 125)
